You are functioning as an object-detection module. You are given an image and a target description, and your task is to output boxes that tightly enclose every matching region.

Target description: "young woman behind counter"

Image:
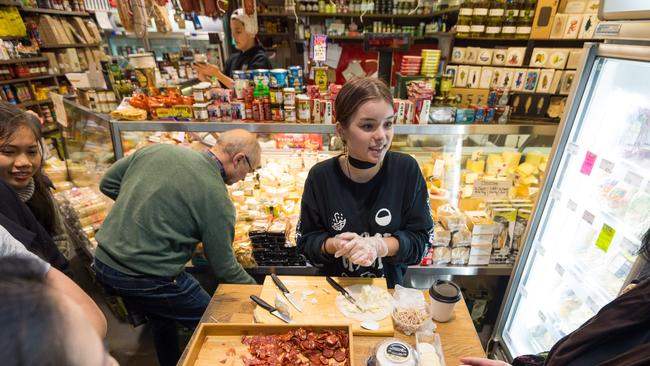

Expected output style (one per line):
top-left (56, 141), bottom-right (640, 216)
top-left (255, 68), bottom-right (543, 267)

top-left (296, 77), bottom-right (434, 288)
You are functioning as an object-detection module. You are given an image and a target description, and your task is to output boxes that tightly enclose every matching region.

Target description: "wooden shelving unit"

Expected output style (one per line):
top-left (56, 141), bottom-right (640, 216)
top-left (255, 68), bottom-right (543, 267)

top-left (0, 74), bottom-right (55, 86)
top-left (0, 57), bottom-right (48, 65)
top-left (20, 7), bottom-right (89, 16)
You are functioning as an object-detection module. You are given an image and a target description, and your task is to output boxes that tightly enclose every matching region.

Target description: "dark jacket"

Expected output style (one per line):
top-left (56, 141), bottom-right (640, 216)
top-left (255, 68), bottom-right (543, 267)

top-left (223, 44), bottom-right (272, 77)
top-left (296, 152), bottom-right (433, 288)
top-left (0, 180), bottom-right (72, 277)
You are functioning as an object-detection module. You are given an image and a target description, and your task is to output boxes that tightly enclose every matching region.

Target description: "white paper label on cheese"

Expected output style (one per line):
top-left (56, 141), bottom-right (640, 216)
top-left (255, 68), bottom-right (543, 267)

top-left (582, 210), bottom-right (595, 225)
top-left (472, 179), bottom-right (512, 199)
top-left (598, 159), bottom-right (615, 174)
top-left (176, 132), bottom-right (185, 142)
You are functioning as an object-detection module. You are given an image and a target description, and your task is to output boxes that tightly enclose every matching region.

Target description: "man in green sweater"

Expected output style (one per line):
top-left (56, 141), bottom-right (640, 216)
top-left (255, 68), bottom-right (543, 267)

top-left (92, 129), bottom-right (260, 366)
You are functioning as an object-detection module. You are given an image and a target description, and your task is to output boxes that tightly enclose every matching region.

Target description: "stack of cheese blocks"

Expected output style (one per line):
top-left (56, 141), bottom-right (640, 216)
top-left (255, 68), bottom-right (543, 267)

top-left (420, 49), bottom-right (441, 76)
top-left (464, 211), bottom-right (497, 266)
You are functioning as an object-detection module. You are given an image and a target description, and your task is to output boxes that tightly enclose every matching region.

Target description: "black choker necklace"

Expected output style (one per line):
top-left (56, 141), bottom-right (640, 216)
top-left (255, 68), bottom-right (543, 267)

top-left (347, 154), bottom-right (376, 169)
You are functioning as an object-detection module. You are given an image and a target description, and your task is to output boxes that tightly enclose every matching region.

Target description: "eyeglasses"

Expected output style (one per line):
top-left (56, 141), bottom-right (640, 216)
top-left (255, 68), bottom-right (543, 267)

top-left (244, 155), bottom-right (255, 173)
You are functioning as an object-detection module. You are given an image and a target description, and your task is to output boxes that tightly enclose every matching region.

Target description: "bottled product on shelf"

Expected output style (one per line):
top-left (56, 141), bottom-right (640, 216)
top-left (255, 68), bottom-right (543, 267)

top-left (470, 0), bottom-right (488, 38)
top-left (501, 0), bottom-right (519, 37)
top-left (456, 1), bottom-right (473, 37)
top-left (485, 0), bottom-right (504, 38)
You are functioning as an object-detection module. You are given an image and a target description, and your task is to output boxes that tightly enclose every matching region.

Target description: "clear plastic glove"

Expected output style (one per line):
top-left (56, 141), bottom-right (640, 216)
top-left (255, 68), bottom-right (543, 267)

top-left (193, 63), bottom-right (221, 82)
top-left (338, 234), bottom-right (389, 267)
top-left (331, 232), bottom-right (358, 255)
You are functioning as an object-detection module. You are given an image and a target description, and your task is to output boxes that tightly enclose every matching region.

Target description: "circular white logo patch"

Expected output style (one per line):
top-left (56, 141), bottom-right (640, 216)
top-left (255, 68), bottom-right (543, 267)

top-left (375, 208), bottom-right (392, 227)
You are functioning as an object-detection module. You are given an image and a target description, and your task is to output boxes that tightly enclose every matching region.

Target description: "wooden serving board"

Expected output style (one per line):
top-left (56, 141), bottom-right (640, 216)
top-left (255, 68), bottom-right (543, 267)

top-left (255, 276), bottom-right (394, 336)
top-left (181, 323), bottom-right (355, 366)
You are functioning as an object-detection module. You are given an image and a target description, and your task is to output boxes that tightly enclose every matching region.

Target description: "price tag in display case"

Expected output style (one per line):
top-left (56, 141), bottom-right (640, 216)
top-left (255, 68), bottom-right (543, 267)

top-left (567, 199), bottom-right (578, 212)
top-left (582, 210), bottom-right (595, 225)
top-left (599, 159), bottom-right (615, 174)
top-left (567, 142), bottom-right (579, 155)
top-left (595, 223), bottom-right (616, 252)
top-left (624, 171), bottom-right (643, 188)
top-left (550, 188), bottom-right (562, 202)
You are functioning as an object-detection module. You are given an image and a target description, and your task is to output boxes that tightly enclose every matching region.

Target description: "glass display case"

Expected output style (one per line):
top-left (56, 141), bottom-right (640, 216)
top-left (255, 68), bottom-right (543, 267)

top-left (107, 120), bottom-right (557, 281)
top-left (59, 99), bottom-right (559, 280)
top-left (492, 43), bottom-right (650, 360)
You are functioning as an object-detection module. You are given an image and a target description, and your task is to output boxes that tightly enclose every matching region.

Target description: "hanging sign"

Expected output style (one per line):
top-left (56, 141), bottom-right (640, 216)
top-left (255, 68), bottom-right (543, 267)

top-left (311, 34), bottom-right (328, 62)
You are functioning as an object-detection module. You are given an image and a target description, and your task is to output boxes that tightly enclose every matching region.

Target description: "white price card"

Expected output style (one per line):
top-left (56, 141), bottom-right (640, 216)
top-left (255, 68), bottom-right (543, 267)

top-left (598, 159), bottom-right (615, 174)
top-left (311, 34), bottom-right (328, 62)
top-left (472, 179), bottom-right (512, 199)
top-left (550, 188), bottom-right (562, 202)
top-left (567, 142), bottom-right (579, 155)
top-left (624, 171), bottom-right (643, 188)
top-left (567, 199), bottom-right (578, 212)
top-left (50, 92), bottom-right (68, 127)
top-left (582, 210), bottom-right (595, 225)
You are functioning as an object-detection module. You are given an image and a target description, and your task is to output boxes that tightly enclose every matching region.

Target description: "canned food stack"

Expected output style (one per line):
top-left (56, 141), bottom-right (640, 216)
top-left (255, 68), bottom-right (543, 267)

top-left (399, 56), bottom-right (422, 76)
top-left (420, 49), bottom-right (441, 76)
top-left (270, 68), bottom-right (289, 122)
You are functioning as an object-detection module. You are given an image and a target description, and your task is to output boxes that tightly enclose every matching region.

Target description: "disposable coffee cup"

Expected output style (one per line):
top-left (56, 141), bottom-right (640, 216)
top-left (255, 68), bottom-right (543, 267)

top-left (428, 280), bottom-right (461, 322)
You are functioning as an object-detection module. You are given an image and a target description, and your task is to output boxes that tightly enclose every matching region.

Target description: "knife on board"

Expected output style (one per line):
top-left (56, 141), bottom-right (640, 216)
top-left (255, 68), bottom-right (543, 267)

top-left (325, 276), bottom-right (364, 312)
top-left (271, 274), bottom-right (303, 313)
top-left (250, 295), bottom-right (292, 323)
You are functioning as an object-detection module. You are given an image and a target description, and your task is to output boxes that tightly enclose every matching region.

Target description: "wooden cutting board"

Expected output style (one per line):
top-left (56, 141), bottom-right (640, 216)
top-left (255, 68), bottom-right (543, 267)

top-left (254, 276), bottom-right (394, 336)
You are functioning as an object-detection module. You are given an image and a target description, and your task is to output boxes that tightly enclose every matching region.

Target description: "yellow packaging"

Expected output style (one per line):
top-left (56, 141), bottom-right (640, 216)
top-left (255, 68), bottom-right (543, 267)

top-left (466, 159), bottom-right (486, 174)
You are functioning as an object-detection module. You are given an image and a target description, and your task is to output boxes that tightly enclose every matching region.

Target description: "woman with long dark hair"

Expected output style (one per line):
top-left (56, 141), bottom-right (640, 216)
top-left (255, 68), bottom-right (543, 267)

top-left (0, 102), bottom-right (72, 260)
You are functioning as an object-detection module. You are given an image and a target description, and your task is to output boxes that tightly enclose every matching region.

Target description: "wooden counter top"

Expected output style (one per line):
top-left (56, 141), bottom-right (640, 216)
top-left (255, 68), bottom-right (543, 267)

top-left (178, 284), bottom-right (485, 365)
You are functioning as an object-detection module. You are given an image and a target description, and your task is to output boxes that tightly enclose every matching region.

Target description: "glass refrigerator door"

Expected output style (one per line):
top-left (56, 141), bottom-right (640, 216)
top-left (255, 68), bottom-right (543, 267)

top-left (500, 53), bottom-right (650, 357)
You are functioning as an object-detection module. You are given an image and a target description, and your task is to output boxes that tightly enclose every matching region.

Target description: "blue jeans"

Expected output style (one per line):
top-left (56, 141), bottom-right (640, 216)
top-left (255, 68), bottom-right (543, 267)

top-left (93, 259), bottom-right (210, 366)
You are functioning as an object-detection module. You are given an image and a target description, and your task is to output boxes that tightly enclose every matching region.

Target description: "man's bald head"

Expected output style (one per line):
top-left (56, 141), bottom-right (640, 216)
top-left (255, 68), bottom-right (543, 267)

top-left (211, 129), bottom-right (261, 184)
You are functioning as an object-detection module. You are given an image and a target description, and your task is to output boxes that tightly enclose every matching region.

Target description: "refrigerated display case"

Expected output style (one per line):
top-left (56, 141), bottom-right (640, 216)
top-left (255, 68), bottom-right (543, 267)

top-left (491, 41), bottom-right (650, 360)
top-left (106, 120), bottom-right (556, 281)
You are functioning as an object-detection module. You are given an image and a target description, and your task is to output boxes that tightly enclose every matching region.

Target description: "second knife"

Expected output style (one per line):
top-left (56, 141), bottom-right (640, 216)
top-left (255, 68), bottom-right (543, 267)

top-left (271, 274), bottom-right (303, 312)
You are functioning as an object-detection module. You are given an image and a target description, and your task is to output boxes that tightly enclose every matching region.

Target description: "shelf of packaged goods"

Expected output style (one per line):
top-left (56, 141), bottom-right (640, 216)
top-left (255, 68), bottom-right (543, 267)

top-left (109, 121), bottom-right (559, 136)
top-left (0, 57), bottom-right (48, 65)
top-left (17, 98), bottom-right (51, 107)
top-left (0, 74), bottom-right (56, 86)
top-left (20, 7), bottom-right (89, 16)
top-left (296, 7), bottom-right (459, 18)
top-left (327, 33), bottom-right (451, 41)
top-left (40, 43), bottom-right (101, 49)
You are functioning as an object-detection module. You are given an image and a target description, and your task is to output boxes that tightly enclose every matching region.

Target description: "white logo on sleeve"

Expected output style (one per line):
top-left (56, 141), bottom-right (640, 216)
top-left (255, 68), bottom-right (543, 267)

top-left (332, 212), bottom-right (346, 231)
top-left (375, 208), bottom-right (392, 226)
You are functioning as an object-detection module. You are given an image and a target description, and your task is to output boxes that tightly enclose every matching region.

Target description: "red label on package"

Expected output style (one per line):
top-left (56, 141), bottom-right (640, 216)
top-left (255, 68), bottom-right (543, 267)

top-left (275, 134), bottom-right (323, 150)
top-left (580, 151), bottom-right (597, 175)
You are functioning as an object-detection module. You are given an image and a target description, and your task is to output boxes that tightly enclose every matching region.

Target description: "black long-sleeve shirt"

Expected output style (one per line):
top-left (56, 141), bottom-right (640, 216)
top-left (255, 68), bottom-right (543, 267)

top-left (296, 152), bottom-right (434, 288)
top-left (0, 180), bottom-right (72, 277)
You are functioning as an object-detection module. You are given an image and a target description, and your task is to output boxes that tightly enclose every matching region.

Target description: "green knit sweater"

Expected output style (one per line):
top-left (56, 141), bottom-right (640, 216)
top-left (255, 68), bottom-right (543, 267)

top-left (95, 144), bottom-right (254, 284)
